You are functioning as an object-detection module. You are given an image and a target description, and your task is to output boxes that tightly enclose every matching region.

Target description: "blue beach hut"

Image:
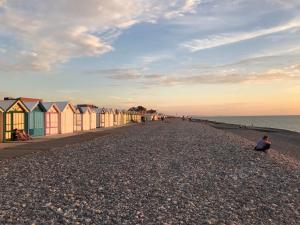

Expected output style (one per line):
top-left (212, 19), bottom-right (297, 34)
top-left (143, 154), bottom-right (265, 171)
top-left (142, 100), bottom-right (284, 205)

top-left (22, 99), bottom-right (46, 137)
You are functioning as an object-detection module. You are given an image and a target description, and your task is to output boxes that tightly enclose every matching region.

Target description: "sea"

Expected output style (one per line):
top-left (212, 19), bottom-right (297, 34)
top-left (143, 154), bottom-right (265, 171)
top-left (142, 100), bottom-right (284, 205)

top-left (195, 115), bottom-right (300, 133)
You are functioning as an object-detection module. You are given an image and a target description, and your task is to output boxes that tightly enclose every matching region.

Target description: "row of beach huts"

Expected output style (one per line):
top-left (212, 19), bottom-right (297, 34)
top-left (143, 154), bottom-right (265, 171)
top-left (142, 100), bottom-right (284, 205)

top-left (0, 97), bottom-right (160, 142)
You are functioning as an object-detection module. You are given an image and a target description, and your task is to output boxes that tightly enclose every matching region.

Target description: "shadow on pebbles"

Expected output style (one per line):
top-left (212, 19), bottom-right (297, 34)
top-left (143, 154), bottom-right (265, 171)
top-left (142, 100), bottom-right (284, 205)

top-left (0, 119), bottom-right (299, 224)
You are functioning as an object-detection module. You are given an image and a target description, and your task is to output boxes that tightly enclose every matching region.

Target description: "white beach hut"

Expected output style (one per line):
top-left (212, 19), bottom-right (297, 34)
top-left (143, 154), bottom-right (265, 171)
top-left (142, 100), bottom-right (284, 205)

top-left (54, 102), bottom-right (76, 134)
top-left (108, 108), bottom-right (114, 127)
top-left (114, 109), bottom-right (122, 126)
top-left (78, 106), bottom-right (92, 131)
top-left (42, 102), bottom-right (60, 136)
top-left (96, 107), bottom-right (110, 128)
top-left (90, 108), bottom-right (97, 130)
top-left (74, 107), bottom-right (82, 132)
top-left (122, 110), bottom-right (127, 125)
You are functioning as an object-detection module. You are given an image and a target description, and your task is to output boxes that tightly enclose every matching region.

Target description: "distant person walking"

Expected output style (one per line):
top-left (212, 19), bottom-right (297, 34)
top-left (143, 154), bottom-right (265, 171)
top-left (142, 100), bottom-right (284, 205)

top-left (141, 116), bottom-right (146, 124)
top-left (255, 135), bottom-right (271, 152)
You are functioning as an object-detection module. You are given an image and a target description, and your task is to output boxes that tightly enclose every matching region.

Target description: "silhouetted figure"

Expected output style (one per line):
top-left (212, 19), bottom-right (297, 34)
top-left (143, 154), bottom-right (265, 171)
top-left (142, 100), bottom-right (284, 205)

top-left (141, 116), bottom-right (146, 124)
top-left (255, 135), bottom-right (271, 152)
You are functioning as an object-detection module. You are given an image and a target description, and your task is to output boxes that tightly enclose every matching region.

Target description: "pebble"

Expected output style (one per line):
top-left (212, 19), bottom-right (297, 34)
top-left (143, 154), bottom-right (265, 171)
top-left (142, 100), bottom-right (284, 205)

top-left (0, 119), bottom-right (299, 224)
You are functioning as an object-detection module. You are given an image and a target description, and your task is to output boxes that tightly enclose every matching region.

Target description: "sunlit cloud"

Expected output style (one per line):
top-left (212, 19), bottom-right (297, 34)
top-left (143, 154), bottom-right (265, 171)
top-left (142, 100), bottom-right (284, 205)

top-left (0, 0), bottom-right (200, 72)
top-left (182, 18), bottom-right (300, 52)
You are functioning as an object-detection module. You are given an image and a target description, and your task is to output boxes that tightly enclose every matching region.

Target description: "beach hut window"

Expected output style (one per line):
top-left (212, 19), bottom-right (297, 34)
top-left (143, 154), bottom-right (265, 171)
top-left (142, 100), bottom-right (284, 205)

top-left (13, 113), bottom-right (25, 130)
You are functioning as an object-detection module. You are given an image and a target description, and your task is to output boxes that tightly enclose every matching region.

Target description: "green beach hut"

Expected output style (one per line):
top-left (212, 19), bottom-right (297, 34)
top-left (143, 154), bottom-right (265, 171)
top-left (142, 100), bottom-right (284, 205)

top-left (22, 99), bottom-right (46, 137)
top-left (0, 99), bottom-right (30, 142)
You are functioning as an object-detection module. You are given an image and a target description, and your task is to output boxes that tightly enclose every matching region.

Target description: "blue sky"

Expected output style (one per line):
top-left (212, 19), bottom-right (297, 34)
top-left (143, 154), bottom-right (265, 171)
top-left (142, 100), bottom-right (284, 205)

top-left (0, 0), bottom-right (300, 115)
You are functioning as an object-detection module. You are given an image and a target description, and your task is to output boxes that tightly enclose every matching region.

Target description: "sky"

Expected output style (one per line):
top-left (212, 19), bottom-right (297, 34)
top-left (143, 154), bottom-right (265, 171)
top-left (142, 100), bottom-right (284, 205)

top-left (0, 0), bottom-right (300, 116)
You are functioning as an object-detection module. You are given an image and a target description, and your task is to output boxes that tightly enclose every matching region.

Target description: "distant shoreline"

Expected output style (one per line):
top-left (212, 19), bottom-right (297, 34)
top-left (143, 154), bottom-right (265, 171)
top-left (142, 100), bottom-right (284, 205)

top-left (190, 118), bottom-right (300, 161)
top-left (191, 118), bottom-right (300, 134)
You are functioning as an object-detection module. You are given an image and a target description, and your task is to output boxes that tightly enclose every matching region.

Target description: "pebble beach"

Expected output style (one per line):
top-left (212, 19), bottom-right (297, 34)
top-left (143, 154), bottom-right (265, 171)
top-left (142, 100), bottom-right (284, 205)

top-left (0, 119), bottom-right (299, 224)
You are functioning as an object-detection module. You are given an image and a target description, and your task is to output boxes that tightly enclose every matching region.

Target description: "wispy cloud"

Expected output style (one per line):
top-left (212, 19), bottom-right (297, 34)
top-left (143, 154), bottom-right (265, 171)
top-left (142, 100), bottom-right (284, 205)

top-left (182, 18), bottom-right (300, 52)
top-left (141, 64), bottom-right (300, 86)
top-left (88, 68), bottom-right (143, 80)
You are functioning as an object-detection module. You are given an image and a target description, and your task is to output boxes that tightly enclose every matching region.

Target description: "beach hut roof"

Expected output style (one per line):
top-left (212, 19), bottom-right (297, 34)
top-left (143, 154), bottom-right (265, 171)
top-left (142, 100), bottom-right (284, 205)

top-left (94, 108), bottom-right (101, 113)
top-left (0, 99), bottom-right (29, 112)
top-left (0, 106), bottom-right (3, 112)
top-left (22, 100), bottom-right (46, 112)
top-left (53, 101), bottom-right (76, 113)
top-left (41, 102), bottom-right (60, 112)
top-left (78, 106), bottom-right (92, 114)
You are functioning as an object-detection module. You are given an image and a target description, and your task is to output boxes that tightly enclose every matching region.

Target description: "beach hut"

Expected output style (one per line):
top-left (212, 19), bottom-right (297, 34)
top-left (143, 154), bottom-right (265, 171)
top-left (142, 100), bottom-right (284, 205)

top-left (105, 109), bottom-right (111, 127)
top-left (137, 113), bottom-right (142, 123)
top-left (90, 108), bottom-right (97, 130)
top-left (128, 111), bottom-right (135, 122)
top-left (54, 102), bottom-right (76, 134)
top-left (126, 111), bottom-right (131, 124)
top-left (78, 106), bottom-right (92, 131)
top-left (74, 107), bottom-right (82, 132)
top-left (145, 113), bottom-right (153, 121)
top-left (0, 99), bottom-right (29, 141)
top-left (96, 108), bottom-right (109, 128)
top-left (114, 109), bottom-right (122, 126)
top-left (95, 108), bottom-right (101, 128)
top-left (108, 108), bottom-right (114, 127)
top-left (0, 107), bottom-right (4, 142)
top-left (22, 99), bottom-right (46, 137)
top-left (42, 102), bottom-right (60, 136)
top-left (121, 110), bottom-right (128, 125)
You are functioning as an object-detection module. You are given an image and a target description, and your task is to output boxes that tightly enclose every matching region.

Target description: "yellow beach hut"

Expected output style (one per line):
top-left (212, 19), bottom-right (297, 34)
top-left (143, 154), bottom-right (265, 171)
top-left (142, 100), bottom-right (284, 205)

top-left (0, 106), bottom-right (4, 142)
top-left (0, 99), bottom-right (30, 141)
top-left (42, 102), bottom-right (60, 136)
top-left (54, 102), bottom-right (76, 134)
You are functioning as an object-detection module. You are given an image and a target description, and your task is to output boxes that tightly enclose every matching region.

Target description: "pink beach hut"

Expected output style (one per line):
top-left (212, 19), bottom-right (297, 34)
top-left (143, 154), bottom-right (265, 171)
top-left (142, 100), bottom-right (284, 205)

top-left (41, 102), bottom-right (60, 136)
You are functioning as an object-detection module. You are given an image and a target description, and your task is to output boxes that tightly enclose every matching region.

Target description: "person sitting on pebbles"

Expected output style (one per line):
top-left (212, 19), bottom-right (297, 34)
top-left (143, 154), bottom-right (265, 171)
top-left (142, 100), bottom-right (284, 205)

top-left (254, 135), bottom-right (271, 152)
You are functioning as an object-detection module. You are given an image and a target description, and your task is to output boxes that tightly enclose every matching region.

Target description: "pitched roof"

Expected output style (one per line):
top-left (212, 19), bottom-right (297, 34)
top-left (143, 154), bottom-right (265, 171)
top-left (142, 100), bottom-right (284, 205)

top-left (0, 100), bottom-right (16, 111)
top-left (41, 102), bottom-right (60, 112)
top-left (47, 101), bottom-right (76, 113)
top-left (0, 99), bottom-right (29, 112)
top-left (22, 100), bottom-right (46, 112)
top-left (77, 106), bottom-right (91, 114)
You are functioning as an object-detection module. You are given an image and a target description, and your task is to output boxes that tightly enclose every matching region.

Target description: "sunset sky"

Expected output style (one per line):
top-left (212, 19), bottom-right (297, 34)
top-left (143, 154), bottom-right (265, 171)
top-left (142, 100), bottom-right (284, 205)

top-left (0, 0), bottom-right (299, 116)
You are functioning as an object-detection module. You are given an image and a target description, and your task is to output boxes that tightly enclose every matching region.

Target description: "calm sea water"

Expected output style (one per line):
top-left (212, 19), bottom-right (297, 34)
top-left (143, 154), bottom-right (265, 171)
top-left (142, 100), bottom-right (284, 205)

top-left (196, 115), bottom-right (300, 133)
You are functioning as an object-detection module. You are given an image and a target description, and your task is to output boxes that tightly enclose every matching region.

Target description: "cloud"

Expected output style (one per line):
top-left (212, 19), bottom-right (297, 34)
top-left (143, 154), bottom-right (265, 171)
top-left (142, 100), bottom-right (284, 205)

top-left (139, 53), bottom-right (174, 66)
top-left (164, 0), bottom-right (200, 18)
top-left (182, 18), bottom-right (300, 52)
top-left (155, 64), bottom-right (300, 86)
top-left (88, 68), bottom-right (143, 80)
top-left (0, 0), bottom-right (200, 72)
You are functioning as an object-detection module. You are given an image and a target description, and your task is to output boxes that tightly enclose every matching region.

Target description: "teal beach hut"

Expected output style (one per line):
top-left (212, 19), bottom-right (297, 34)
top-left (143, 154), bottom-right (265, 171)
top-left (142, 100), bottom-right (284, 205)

top-left (22, 99), bottom-right (46, 137)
